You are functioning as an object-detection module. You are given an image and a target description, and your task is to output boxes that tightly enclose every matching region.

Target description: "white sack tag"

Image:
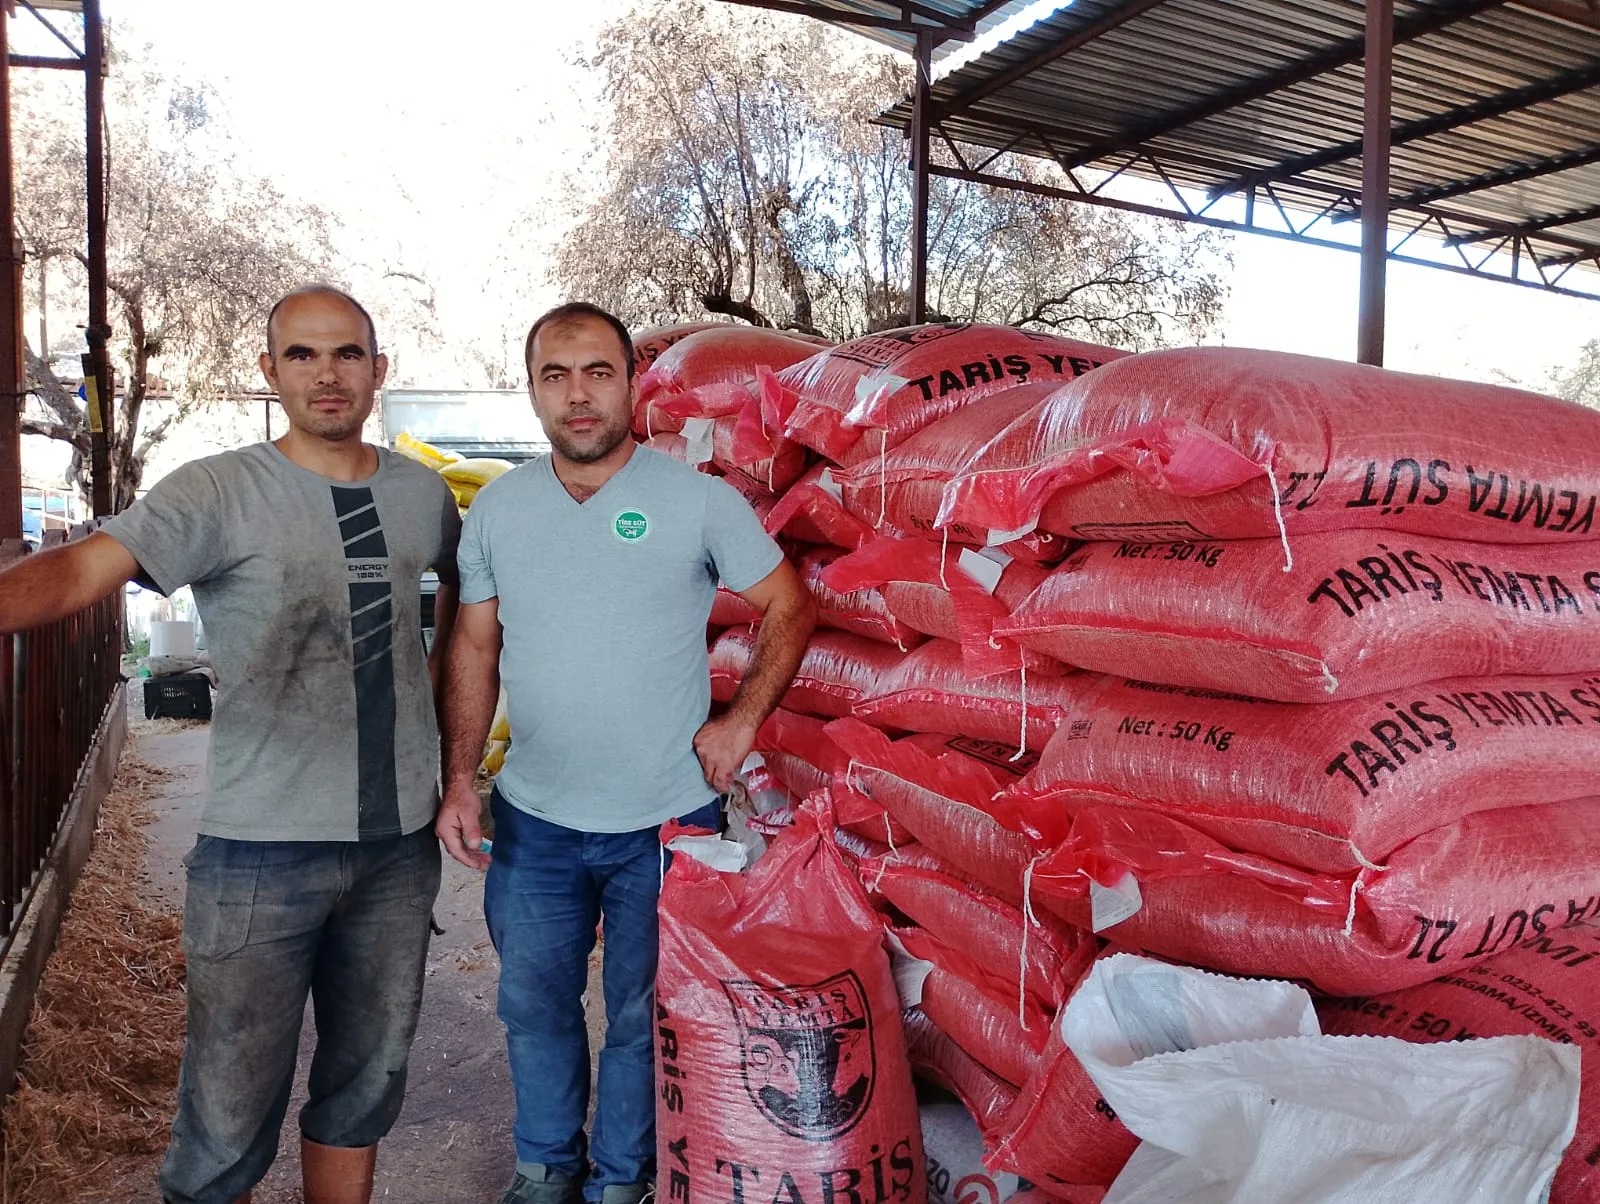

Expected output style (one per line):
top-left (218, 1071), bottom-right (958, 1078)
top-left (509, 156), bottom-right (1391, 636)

top-left (957, 548), bottom-right (1006, 595)
top-left (986, 519), bottom-right (1037, 546)
top-left (665, 832), bottom-right (750, 873)
top-left (817, 467), bottom-right (844, 503)
top-left (681, 417), bottom-right (715, 466)
top-left (886, 930), bottom-right (935, 1010)
top-left (1089, 871), bottom-right (1144, 932)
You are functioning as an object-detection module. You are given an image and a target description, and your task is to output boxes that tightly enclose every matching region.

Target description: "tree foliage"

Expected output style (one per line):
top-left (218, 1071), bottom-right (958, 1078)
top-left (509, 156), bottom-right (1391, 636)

top-left (1550, 339), bottom-right (1600, 409)
top-left (16, 47), bottom-right (334, 508)
top-left (554, 0), bottom-right (1228, 346)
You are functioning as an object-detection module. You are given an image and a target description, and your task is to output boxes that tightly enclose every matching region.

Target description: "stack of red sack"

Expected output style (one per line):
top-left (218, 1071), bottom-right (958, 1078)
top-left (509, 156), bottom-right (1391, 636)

top-left (637, 321), bottom-right (1133, 1199)
top-left (654, 324), bottom-right (1600, 1202)
top-left (926, 347), bottom-right (1600, 1202)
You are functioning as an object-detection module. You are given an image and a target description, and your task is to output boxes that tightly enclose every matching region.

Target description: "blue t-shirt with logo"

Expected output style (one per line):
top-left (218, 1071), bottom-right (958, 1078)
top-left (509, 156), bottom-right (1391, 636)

top-left (457, 445), bottom-right (784, 832)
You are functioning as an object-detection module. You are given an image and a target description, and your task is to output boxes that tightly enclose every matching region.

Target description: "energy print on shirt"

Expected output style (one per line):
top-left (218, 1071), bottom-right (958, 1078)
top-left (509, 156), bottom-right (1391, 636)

top-left (333, 484), bottom-right (401, 838)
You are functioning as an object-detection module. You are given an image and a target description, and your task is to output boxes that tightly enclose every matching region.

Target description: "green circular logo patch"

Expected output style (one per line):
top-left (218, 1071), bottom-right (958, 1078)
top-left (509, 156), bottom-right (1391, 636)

top-left (613, 509), bottom-right (650, 542)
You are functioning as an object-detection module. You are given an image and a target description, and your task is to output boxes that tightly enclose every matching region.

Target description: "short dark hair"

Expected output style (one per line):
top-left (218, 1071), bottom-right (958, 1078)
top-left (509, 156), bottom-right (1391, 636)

top-left (266, 285), bottom-right (379, 358)
top-left (524, 302), bottom-right (635, 382)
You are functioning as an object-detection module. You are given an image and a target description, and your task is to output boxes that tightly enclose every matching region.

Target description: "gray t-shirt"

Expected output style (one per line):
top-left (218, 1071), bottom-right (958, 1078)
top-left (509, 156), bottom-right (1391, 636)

top-left (458, 446), bottom-right (783, 833)
top-left (105, 442), bottom-right (461, 841)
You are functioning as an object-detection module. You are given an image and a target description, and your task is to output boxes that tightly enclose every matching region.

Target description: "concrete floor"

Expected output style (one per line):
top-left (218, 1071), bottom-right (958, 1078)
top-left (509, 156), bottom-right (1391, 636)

top-left (133, 703), bottom-right (607, 1204)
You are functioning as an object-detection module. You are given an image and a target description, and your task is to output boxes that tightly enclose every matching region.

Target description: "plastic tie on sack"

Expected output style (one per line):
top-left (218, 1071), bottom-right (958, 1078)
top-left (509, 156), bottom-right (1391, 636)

top-left (1265, 462), bottom-right (1294, 573)
top-left (940, 528), bottom-right (950, 591)
top-left (1342, 870), bottom-right (1366, 938)
top-left (1011, 662), bottom-right (1030, 761)
top-left (878, 430), bottom-right (889, 528)
top-left (1347, 841), bottom-right (1390, 873)
top-left (1018, 855), bottom-right (1044, 1030)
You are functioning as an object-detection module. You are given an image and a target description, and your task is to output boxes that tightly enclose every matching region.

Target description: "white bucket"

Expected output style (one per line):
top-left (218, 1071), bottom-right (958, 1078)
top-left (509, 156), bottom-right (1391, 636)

top-left (150, 619), bottom-right (197, 659)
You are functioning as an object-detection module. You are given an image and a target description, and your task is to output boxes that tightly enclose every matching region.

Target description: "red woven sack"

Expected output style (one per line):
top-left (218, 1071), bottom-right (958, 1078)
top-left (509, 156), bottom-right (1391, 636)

top-left (832, 382), bottom-right (1060, 544)
top-left (709, 627), bottom-right (908, 719)
top-left (939, 347), bottom-right (1600, 547)
top-left (752, 709), bottom-right (843, 802)
top-left (1318, 925), bottom-right (1600, 1204)
top-left (915, 959), bottom-right (1043, 1092)
top-left (1019, 797), bottom-right (1600, 996)
top-left (632, 322), bottom-right (721, 377)
top-left (1013, 672), bottom-right (1600, 872)
top-left (855, 639), bottom-right (1083, 750)
top-left (902, 1008), bottom-right (1017, 1146)
top-left (824, 536), bottom-right (1060, 677)
top-left (985, 972), bottom-right (1136, 1194)
top-left (657, 802), bottom-right (926, 1204)
top-left (872, 861), bottom-right (1095, 1014)
top-left (711, 587), bottom-right (761, 628)
top-left (642, 415), bottom-right (809, 495)
top-left (827, 718), bottom-right (1035, 903)
top-left (800, 547), bottom-right (926, 649)
top-left (771, 324), bottom-right (1124, 467)
top-left (999, 532), bottom-right (1600, 703)
top-left (637, 327), bottom-right (823, 428)
top-left (766, 464), bottom-right (879, 551)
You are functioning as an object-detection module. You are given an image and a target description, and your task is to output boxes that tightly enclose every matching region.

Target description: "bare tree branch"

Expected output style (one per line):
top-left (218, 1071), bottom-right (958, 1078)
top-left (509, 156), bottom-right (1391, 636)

top-left (24, 343), bottom-right (85, 429)
top-left (20, 417), bottom-right (90, 451)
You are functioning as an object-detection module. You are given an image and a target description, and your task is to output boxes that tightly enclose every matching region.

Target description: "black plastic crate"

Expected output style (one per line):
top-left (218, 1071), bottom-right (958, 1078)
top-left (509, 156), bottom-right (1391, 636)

top-left (143, 672), bottom-right (212, 721)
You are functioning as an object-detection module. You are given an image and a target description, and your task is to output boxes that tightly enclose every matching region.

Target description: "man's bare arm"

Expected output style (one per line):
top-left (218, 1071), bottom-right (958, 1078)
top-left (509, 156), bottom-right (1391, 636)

top-left (436, 597), bottom-right (502, 869)
top-left (0, 532), bottom-right (140, 636)
top-left (694, 559), bottom-right (815, 792)
top-left (427, 581), bottom-right (461, 710)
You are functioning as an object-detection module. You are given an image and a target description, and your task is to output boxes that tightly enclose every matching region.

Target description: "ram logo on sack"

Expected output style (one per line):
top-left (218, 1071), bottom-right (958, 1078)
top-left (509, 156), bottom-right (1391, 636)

top-left (724, 971), bottom-right (876, 1142)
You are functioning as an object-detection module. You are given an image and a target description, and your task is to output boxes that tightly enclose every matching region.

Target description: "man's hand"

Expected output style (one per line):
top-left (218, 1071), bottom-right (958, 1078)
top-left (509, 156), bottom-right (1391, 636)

top-left (437, 781), bottom-right (491, 871)
top-left (693, 713), bottom-right (759, 794)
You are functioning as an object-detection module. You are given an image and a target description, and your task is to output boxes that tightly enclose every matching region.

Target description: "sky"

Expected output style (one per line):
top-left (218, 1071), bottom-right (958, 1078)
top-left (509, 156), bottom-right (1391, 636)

top-left (15, 0), bottom-right (1600, 483)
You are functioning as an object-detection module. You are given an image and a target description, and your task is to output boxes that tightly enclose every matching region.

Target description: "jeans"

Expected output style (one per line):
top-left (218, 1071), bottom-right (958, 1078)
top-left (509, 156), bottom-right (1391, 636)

top-left (158, 827), bottom-right (441, 1204)
top-left (484, 790), bottom-right (721, 1203)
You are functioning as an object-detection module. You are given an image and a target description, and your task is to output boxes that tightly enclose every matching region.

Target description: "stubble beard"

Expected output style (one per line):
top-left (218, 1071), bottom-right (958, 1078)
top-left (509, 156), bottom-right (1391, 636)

top-left (291, 390), bottom-right (371, 442)
top-left (551, 418), bottom-right (629, 465)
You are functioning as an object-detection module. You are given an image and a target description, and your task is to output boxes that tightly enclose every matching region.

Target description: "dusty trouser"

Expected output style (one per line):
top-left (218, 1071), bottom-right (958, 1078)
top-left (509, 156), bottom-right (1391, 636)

top-left (159, 827), bottom-right (441, 1204)
top-left (485, 790), bottom-right (722, 1204)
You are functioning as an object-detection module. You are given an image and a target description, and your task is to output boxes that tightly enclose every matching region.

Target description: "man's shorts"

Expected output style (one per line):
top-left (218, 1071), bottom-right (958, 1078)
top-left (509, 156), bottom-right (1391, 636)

top-left (158, 826), bottom-right (441, 1204)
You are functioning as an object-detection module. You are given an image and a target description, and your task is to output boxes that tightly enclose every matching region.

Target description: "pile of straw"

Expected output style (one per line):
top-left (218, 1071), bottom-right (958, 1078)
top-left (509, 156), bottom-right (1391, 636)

top-left (1, 744), bottom-right (185, 1203)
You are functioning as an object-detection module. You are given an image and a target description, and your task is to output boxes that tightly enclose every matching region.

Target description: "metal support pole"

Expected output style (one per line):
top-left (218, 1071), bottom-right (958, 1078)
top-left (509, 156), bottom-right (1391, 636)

top-left (84, 0), bottom-right (112, 516)
top-left (1358, 0), bottom-right (1394, 366)
top-left (0, 4), bottom-right (21, 543)
top-left (909, 30), bottom-right (933, 325)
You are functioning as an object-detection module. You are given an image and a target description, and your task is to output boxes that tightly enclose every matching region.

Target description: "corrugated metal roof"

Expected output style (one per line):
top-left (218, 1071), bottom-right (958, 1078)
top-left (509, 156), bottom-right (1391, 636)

top-left (872, 0), bottom-right (1600, 275)
top-left (720, 0), bottom-right (1040, 57)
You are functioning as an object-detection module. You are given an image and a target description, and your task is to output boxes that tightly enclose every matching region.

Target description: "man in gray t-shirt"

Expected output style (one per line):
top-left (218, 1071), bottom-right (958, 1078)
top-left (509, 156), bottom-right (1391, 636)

top-left (0, 286), bottom-right (459, 1204)
top-left (439, 304), bottom-right (814, 1204)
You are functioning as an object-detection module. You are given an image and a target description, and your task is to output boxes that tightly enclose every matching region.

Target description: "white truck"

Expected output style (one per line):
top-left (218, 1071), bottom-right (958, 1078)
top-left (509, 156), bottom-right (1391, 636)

top-left (380, 388), bottom-right (550, 647)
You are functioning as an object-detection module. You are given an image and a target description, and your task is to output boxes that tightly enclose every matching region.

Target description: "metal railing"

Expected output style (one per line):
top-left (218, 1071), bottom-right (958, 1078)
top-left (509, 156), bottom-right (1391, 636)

top-left (0, 523), bottom-right (125, 954)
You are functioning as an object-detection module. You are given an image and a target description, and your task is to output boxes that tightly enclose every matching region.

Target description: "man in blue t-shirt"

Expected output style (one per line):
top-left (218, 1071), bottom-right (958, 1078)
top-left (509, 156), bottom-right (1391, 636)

top-left (438, 303), bottom-right (814, 1204)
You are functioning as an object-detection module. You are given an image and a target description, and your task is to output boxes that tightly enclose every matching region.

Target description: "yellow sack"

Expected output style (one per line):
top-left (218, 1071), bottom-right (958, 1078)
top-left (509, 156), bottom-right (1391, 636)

top-left (448, 481), bottom-right (480, 509)
top-left (480, 739), bottom-right (508, 777)
top-left (441, 458), bottom-right (515, 492)
top-left (489, 688), bottom-right (510, 743)
top-left (395, 431), bottom-right (461, 471)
